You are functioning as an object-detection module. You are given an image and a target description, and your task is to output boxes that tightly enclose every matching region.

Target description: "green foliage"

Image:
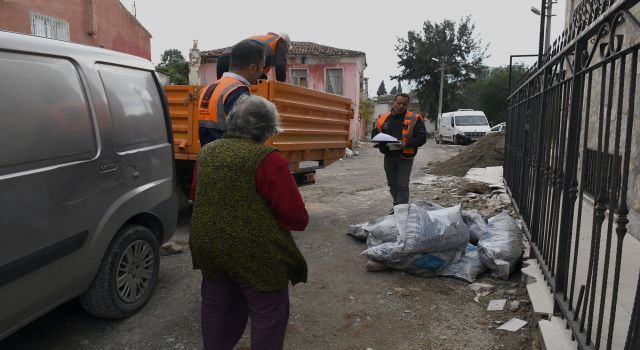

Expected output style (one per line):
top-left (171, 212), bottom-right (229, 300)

top-left (397, 81), bottom-right (403, 93)
top-left (394, 16), bottom-right (488, 117)
top-left (461, 64), bottom-right (527, 125)
top-left (359, 98), bottom-right (375, 125)
top-left (156, 49), bottom-right (189, 85)
top-left (376, 80), bottom-right (387, 96)
top-left (389, 86), bottom-right (398, 95)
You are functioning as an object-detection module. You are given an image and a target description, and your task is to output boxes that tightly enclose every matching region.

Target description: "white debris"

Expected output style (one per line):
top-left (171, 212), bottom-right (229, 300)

top-left (497, 318), bottom-right (528, 331)
top-left (487, 299), bottom-right (507, 311)
top-left (470, 283), bottom-right (495, 294)
top-left (509, 300), bottom-right (521, 312)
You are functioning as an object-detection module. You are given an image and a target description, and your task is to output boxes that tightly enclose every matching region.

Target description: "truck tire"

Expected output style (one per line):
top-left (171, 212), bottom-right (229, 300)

top-left (453, 135), bottom-right (459, 145)
top-left (80, 224), bottom-right (160, 318)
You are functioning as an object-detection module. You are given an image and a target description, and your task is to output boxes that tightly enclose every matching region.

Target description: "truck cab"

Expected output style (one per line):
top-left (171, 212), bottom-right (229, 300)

top-left (437, 109), bottom-right (491, 145)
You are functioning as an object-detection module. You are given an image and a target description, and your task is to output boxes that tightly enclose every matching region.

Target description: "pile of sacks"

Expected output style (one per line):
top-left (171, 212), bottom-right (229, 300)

top-left (347, 201), bottom-right (524, 282)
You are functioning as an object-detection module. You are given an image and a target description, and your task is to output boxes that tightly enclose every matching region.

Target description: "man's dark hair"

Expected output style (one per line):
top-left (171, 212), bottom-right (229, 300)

top-left (395, 93), bottom-right (410, 102)
top-left (229, 39), bottom-right (265, 70)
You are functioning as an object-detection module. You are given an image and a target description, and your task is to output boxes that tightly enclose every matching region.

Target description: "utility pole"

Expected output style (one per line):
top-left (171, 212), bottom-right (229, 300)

top-left (431, 58), bottom-right (444, 120)
top-left (437, 65), bottom-right (444, 119)
top-left (544, 0), bottom-right (553, 52)
top-left (532, 0), bottom-right (555, 61)
top-left (536, 0), bottom-right (547, 63)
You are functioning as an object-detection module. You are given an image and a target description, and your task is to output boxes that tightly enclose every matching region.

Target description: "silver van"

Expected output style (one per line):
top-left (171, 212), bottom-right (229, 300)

top-left (0, 31), bottom-right (177, 339)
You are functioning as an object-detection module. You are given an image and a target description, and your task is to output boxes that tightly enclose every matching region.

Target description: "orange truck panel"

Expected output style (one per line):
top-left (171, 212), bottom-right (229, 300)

top-left (165, 85), bottom-right (200, 160)
top-left (166, 80), bottom-right (354, 170)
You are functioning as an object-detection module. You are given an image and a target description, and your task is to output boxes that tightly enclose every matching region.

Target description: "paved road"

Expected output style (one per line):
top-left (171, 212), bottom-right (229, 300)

top-left (1, 141), bottom-right (533, 350)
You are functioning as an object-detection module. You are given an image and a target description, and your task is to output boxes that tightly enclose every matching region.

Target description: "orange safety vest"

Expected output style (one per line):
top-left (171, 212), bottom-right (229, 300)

top-left (249, 33), bottom-right (284, 74)
top-left (198, 76), bottom-right (247, 130)
top-left (376, 111), bottom-right (422, 158)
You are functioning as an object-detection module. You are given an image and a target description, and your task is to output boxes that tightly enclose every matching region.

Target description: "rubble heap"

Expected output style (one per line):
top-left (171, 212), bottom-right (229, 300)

top-left (428, 132), bottom-right (505, 177)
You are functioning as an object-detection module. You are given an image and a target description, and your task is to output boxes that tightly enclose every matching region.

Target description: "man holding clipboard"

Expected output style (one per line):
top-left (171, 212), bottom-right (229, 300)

top-left (372, 93), bottom-right (427, 213)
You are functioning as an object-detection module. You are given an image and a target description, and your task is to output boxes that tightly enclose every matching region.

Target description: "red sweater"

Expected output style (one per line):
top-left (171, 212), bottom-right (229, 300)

top-left (255, 151), bottom-right (309, 231)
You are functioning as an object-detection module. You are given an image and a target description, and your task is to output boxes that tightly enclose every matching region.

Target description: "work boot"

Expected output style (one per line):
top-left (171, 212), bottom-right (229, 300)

top-left (366, 259), bottom-right (387, 272)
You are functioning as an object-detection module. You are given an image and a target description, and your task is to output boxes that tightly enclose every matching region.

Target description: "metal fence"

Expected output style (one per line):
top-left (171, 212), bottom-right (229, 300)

top-left (505, 0), bottom-right (640, 349)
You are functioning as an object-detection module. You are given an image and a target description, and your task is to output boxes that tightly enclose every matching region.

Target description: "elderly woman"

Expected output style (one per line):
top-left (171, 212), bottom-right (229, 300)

top-left (190, 94), bottom-right (309, 350)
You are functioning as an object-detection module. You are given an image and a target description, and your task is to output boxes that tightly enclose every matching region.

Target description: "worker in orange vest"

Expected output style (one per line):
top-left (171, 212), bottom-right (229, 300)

top-left (372, 93), bottom-right (427, 212)
top-left (216, 32), bottom-right (290, 82)
top-left (190, 39), bottom-right (266, 200)
top-left (198, 39), bottom-right (265, 147)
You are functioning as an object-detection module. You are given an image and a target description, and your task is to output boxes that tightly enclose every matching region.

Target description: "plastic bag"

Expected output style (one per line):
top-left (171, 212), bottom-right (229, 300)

top-left (347, 222), bottom-right (370, 241)
top-left (440, 243), bottom-right (487, 282)
top-left (365, 215), bottom-right (399, 248)
top-left (361, 242), bottom-right (405, 263)
top-left (462, 210), bottom-right (488, 244)
top-left (402, 204), bottom-right (470, 253)
top-left (361, 242), bottom-right (464, 278)
top-left (478, 211), bottom-right (524, 280)
top-left (347, 215), bottom-right (398, 243)
top-left (388, 249), bottom-right (464, 278)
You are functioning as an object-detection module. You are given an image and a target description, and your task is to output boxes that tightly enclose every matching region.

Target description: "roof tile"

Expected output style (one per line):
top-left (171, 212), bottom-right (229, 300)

top-left (201, 41), bottom-right (364, 58)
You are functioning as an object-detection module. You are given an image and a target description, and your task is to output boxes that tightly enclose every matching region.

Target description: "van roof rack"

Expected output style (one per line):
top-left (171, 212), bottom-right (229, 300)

top-left (457, 109), bottom-right (474, 111)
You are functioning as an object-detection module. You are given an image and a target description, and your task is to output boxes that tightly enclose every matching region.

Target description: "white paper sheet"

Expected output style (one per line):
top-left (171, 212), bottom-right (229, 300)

top-left (372, 133), bottom-right (398, 142)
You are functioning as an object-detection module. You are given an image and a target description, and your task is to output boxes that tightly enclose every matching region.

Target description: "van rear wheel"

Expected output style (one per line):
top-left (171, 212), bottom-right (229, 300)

top-left (80, 224), bottom-right (160, 318)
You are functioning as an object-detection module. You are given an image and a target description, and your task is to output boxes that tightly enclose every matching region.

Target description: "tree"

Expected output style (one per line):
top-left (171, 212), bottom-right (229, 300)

top-left (156, 49), bottom-right (189, 85)
top-left (359, 98), bottom-right (376, 135)
top-left (461, 64), bottom-right (527, 125)
top-left (389, 86), bottom-right (398, 95)
top-left (397, 81), bottom-right (403, 93)
top-left (376, 80), bottom-right (387, 96)
top-left (394, 16), bottom-right (488, 119)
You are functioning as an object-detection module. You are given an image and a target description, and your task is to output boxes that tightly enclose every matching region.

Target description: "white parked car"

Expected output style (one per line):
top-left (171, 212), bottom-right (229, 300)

top-left (436, 109), bottom-right (491, 145)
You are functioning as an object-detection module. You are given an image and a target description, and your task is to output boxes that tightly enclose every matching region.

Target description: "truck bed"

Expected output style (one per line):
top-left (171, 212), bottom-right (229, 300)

top-left (165, 80), bottom-right (353, 172)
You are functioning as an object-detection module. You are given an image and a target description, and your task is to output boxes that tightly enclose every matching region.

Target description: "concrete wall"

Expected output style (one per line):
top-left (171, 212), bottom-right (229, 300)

top-left (560, 3), bottom-right (640, 238)
top-left (0, 0), bottom-right (151, 59)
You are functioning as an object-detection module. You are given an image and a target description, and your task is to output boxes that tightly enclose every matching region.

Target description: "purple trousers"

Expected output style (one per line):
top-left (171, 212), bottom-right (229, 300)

top-left (200, 277), bottom-right (290, 350)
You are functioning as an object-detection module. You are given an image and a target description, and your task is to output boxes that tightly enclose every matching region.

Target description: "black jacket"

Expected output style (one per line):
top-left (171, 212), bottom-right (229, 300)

top-left (372, 111), bottom-right (427, 158)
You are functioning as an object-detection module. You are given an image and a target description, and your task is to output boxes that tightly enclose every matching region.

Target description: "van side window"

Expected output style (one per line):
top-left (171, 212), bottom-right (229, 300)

top-left (97, 65), bottom-right (166, 152)
top-left (0, 52), bottom-right (96, 174)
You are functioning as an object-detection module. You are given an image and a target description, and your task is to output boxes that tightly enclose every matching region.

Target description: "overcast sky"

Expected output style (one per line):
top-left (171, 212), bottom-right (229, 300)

top-left (122, 0), bottom-right (567, 96)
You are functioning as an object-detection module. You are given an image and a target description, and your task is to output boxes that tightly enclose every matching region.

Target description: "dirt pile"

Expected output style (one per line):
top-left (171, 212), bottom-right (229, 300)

top-left (427, 132), bottom-right (505, 177)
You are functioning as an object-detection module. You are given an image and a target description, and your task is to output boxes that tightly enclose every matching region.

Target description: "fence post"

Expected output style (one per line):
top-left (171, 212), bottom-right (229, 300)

top-left (556, 39), bottom-right (587, 300)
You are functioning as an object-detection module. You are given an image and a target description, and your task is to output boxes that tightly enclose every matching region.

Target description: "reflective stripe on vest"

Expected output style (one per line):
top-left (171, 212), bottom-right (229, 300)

top-left (376, 111), bottom-right (419, 156)
top-left (198, 76), bottom-right (246, 130)
top-left (249, 34), bottom-right (280, 57)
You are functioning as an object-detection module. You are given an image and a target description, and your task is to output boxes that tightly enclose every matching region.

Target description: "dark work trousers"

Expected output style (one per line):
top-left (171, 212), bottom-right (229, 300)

top-left (383, 154), bottom-right (414, 205)
top-left (201, 277), bottom-right (290, 350)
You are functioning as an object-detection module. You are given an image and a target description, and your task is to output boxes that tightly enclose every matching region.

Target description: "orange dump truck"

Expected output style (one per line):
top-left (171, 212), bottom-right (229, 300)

top-left (165, 80), bottom-right (354, 197)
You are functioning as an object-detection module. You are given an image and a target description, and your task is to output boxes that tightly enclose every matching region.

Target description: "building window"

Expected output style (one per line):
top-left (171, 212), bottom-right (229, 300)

top-left (290, 69), bottom-right (308, 87)
top-left (325, 68), bottom-right (343, 95)
top-left (31, 12), bottom-right (70, 41)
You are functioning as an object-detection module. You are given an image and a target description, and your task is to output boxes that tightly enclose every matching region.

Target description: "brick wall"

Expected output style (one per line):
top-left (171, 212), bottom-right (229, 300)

top-left (0, 0), bottom-right (151, 59)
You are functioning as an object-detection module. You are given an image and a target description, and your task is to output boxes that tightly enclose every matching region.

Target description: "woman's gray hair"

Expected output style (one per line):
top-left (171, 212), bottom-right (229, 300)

top-left (225, 94), bottom-right (280, 143)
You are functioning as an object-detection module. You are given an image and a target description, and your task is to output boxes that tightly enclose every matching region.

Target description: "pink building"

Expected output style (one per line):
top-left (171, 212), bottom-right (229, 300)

top-left (198, 41), bottom-right (368, 144)
top-left (0, 0), bottom-right (152, 60)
